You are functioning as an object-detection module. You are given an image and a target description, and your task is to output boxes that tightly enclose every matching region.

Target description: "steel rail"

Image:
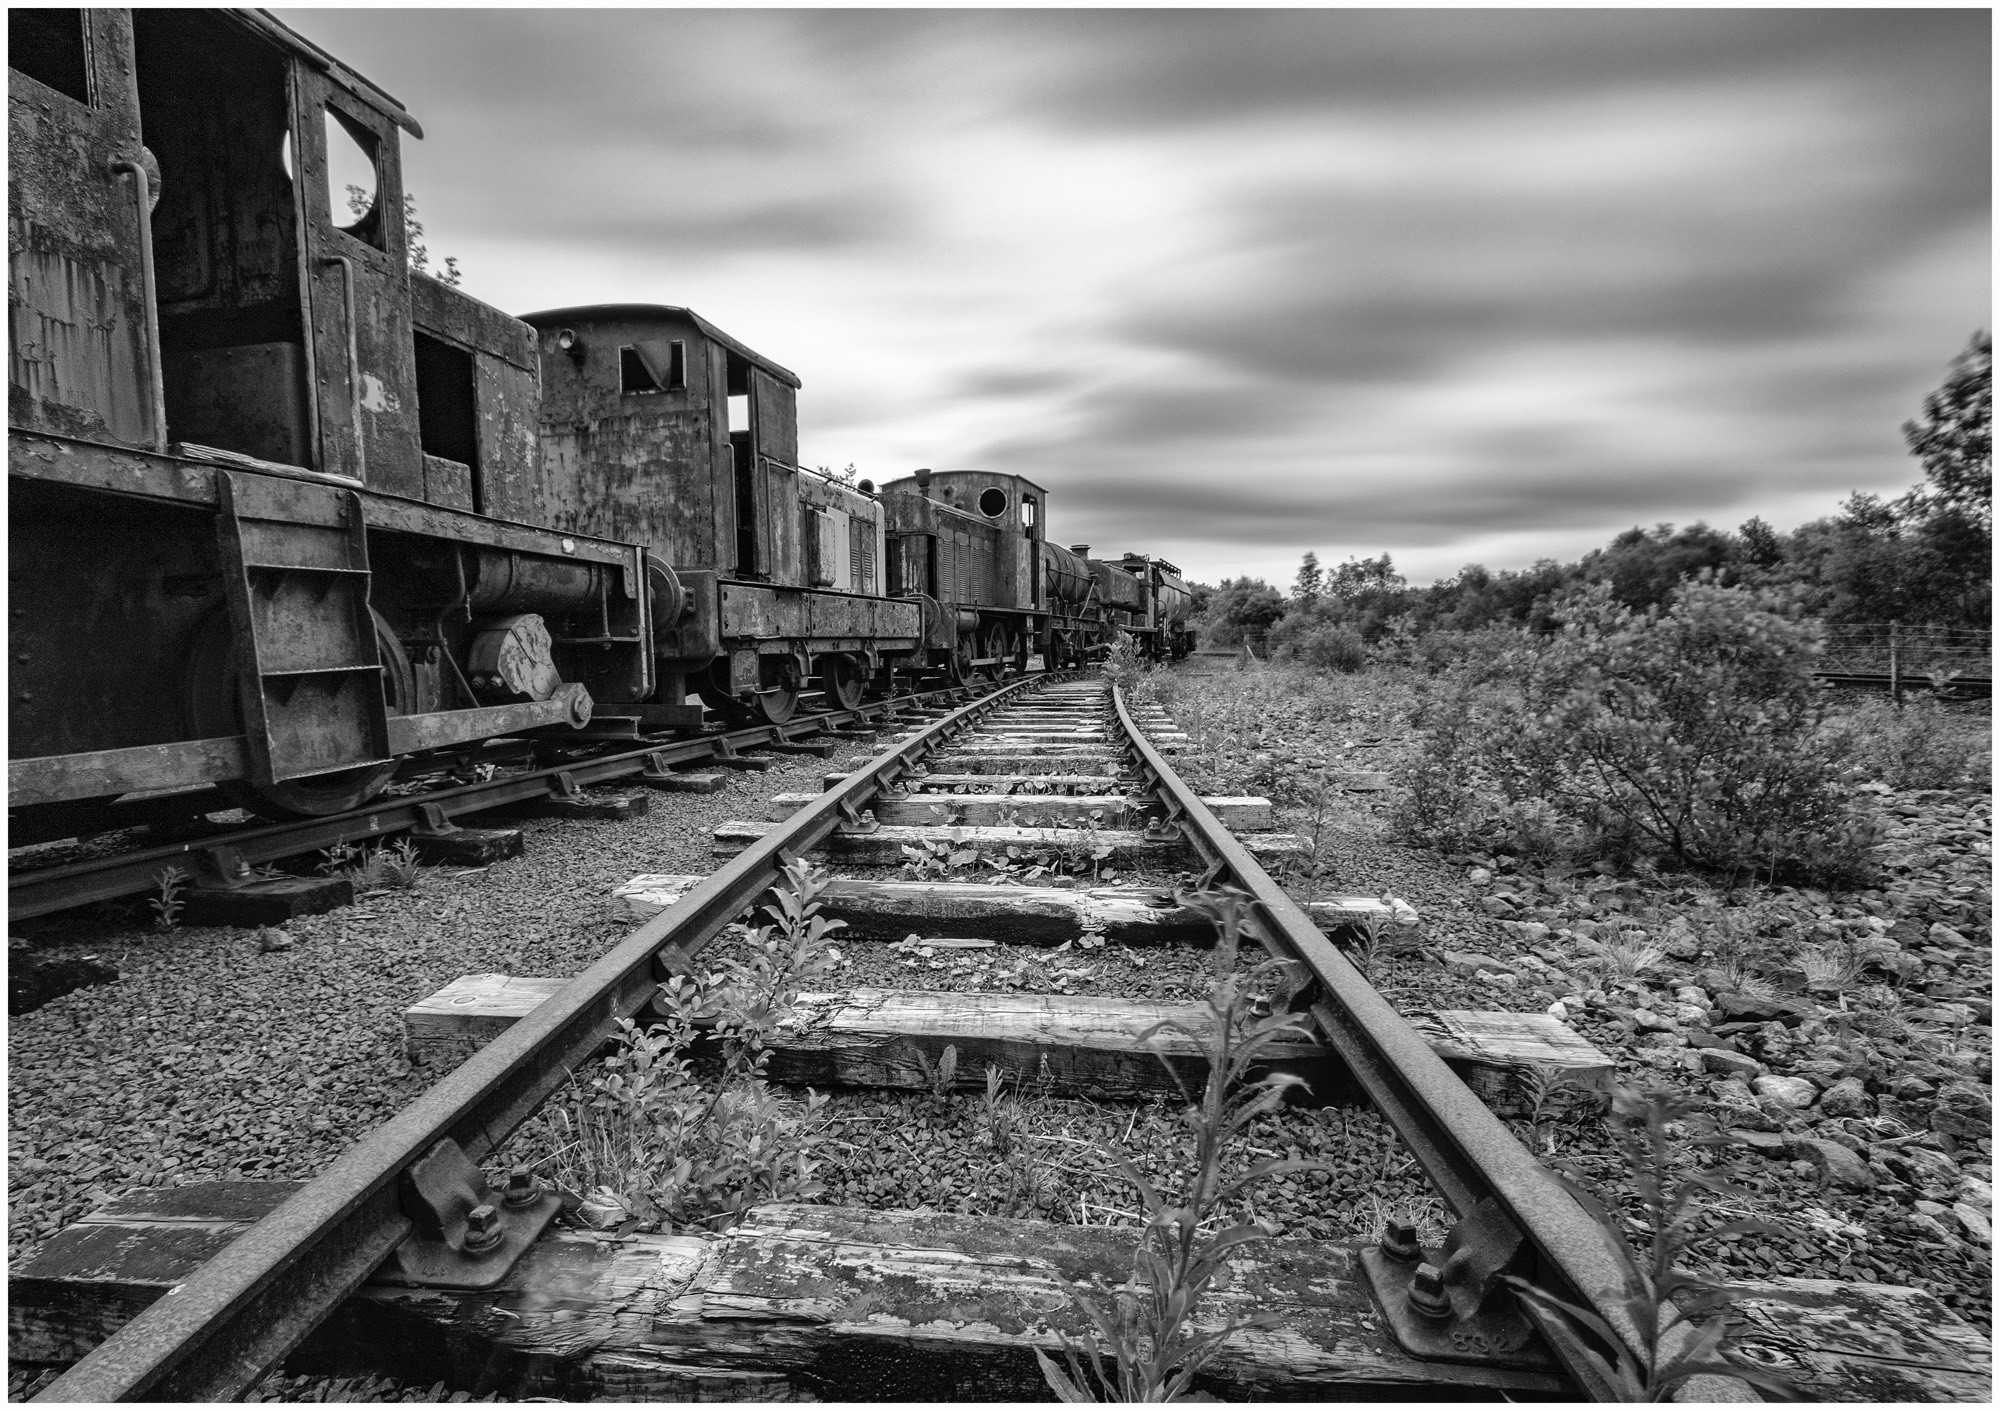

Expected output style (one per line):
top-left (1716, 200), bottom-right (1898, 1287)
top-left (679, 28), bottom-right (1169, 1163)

top-left (33, 671), bottom-right (1063, 1403)
top-left (9, 682), bottom-right (997, 922)
top-left (1108, 684), bottom-right (1745, 1403)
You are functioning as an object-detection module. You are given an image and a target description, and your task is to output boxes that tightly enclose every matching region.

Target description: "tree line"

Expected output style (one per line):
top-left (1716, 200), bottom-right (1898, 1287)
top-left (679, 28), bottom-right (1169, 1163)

top-left (1195, 332), bottom-right (1991, 656)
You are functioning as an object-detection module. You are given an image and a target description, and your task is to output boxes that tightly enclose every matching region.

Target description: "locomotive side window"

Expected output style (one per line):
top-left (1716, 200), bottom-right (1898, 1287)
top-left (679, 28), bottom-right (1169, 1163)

top-left (620, 347), bottom-right (661, 394)
top-left (1022, 496), bottom-right (1038, 527)
top-left (979, 486), bottom-right (1009, 518)
top-left (620, 340), bottom-right (686, 395)
top-left (9, 10), bottom-right (91, 105)
top-left (324, 106), bottom-right (384, 249)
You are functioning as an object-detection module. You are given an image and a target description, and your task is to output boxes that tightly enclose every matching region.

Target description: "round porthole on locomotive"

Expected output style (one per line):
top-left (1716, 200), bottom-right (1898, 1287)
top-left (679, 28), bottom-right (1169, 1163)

top-left (979, 487), bottom-right (1009, 517)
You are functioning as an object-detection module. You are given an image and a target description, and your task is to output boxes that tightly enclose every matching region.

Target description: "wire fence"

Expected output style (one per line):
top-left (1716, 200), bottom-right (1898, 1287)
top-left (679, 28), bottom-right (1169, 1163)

top-left (1820, 624), bottom-right (1992, 681)
top-left (1190, 622), bottom-right (1991, 680)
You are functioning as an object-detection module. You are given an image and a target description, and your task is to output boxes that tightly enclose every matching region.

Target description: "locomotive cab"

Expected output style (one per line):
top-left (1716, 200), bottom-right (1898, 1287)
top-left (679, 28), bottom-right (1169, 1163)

top-left (877, 469), bottom-right (1048, 682)
top-left (10, 10), bottom-right (653, 827)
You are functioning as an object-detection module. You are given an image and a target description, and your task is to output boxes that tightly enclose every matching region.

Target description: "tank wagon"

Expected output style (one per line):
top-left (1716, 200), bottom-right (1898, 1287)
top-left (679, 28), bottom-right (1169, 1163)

top-left (517, 306), bottom-right (922, 723)
top-left (8, 10), bottom-right (662, 824)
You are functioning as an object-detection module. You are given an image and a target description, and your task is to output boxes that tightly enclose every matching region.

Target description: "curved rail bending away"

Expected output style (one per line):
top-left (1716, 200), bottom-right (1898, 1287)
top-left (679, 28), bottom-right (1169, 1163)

top-left (1108, 684), bottom-right (1743, 1403)
top-left (34, 672), bottom-right (1067, 1404)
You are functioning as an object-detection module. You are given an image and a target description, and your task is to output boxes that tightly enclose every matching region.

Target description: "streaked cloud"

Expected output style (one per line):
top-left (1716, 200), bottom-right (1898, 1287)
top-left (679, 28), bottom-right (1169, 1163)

top-left (278, 8), bottom-right (1990, 586)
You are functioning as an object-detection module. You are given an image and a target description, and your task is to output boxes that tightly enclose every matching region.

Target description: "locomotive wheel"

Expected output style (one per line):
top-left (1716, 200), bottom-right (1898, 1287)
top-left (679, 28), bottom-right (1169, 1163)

top-left (752, 685), bottom-right (800, 726)
top-left (818, 654), bottom-right (865, 712)
top-left (184, 607), bottom-right (412, 819)
top-left (699, 660), bottom-right (800, 726)
top-left (945, 640), bottom-right (976, 687)
top-left (978, 625), bottom-right (1009, 683)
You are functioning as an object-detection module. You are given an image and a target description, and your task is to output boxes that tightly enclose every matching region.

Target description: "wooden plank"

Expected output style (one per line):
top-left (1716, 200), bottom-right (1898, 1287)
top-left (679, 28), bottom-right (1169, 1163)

top-left (942, 739), bottom-right (1170, 756)
top-left (710, 820), bottom-right (1304, 867)
top-left (1720, 1277), bottom-right (1992, 1402)
top-left (19, 1192), bottom-right (1984, 1403)
top-left (8, 1189), bottom-right (1565, 1399)
top-left (1404, 1010), bottom-right (1615, 1114)
top-left (610, 874), bottom-right (1416, 943)
top-left (909, 754), bottom-right (1125, 775)
top-left (765, 791), bottom-right (1272, 828)
top-left (404, 984), bottom-right (1601, 1116)
top-left (825, 771), bottom-right (1125, 792)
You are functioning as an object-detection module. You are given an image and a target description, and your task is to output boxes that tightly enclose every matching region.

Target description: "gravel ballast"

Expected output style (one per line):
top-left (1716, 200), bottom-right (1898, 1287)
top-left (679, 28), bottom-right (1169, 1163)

top-left (7, 746), bottom-right (842, 1268)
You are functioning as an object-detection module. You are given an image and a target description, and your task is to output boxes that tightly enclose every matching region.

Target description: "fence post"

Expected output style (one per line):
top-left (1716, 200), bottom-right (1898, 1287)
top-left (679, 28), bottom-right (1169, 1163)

top-left (1889, 620), bottom-right (1902, 706)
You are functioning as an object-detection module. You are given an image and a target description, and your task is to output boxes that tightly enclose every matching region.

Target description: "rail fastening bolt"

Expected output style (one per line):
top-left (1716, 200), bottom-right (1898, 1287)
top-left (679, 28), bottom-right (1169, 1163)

top-left (503, 1166), bottom-right (540, 1209)
top-left (1380, 1220), bottom-right (1421, 1263)
top-left (463, 1202), bottom-right (504, 1254)
top-left (1407, 1262), bottom-right (1453, 1320)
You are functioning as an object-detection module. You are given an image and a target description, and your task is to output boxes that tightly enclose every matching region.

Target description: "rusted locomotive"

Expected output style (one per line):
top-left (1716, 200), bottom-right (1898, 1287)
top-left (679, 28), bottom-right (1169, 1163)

top-left (7, 8), bottom-right (1192, 834)
top-left (516, 305), bottom-right (922, 724)
top-left (8, 10), bottom-right (666, 824)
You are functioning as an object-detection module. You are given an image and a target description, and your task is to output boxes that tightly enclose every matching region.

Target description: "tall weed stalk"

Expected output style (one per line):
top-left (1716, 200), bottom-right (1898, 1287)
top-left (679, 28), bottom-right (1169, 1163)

top-left (1037, 893), bottom-right (1324, 1402)
top-left (1505, 1086), bottom-right (1800, 1401)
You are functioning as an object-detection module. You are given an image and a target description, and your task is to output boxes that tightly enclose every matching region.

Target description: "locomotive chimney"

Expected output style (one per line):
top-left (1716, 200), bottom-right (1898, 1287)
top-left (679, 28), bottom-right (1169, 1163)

top-left (914, 467), bottom-right (933, 497)
top-left (1069, 544), bottom-right (1090, 556)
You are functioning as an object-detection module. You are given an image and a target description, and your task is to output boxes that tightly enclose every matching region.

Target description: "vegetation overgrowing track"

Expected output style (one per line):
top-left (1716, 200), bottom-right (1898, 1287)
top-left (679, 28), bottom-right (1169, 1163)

top-left (20, 665), bottom-right (1739, 1404)
top-left (27, 671), bottom-right (1080, 1401)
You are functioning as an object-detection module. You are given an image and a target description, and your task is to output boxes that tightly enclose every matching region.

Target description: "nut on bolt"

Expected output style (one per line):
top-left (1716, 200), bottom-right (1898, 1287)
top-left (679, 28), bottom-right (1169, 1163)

top-left (503, 1166), bottom-right (541, 1209)
top-left (463, 1202), bottom-right (504, 1254)
top-left (1380, 1220), bottom-right (1421, 1263)
top-left (1407, 1261), bottom-right (1452, 1319)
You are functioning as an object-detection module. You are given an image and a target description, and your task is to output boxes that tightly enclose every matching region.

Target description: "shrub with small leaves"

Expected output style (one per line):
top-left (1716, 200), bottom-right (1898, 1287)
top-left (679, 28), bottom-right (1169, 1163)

top-left (539, 857), bottom-right (839, 1232)
top-left (1402, 579), bottom-right (1882, 883)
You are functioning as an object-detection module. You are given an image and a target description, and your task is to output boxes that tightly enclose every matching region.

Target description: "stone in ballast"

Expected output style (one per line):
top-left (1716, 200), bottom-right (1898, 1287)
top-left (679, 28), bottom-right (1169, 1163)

top-left (1753, 1074), bottom-right (1817, 1109)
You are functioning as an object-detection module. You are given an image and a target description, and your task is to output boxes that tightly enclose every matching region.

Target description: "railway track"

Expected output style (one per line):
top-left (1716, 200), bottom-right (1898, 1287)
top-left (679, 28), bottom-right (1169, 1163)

top-left (29, 671), bottom-right (1734, 1401)
top-left (7, 680), bottom-right (1037, 925)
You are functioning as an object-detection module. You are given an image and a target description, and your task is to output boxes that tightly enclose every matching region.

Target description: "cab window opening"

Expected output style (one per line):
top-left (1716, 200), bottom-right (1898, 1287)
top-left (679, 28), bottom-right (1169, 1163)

top-left (10, 10), bottom-right (90, 105)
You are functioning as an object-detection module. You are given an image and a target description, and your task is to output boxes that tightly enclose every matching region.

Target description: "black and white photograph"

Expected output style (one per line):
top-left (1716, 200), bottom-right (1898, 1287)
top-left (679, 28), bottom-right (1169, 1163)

top-left (8, 6), bottom-right (1990, 1402)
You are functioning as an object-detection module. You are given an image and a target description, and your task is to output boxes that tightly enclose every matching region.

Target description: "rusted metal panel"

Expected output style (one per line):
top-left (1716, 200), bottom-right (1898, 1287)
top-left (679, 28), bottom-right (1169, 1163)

top-left (290, 63), bottom-right (422, 495)
top-left (8, 11), bottom-right (155, 448)
top-left (420, 453), bottom-right (474, 511)
top-left (806, 590), bottom-right (921, 641)
top-left (409, 275), bottom-right (536, 373)
top-left (7, 735), bottom-right (248, 809)
top-left (1090, 558), bottom-right (1146, 613)
top-left (163, 344), bottom-right (313, 469)
top-left (7, 476), bottom-right (222, 761)
top-left (383, 697), bottom-right (585, 755)
top-left (10, 432), bottom-right (639, 565)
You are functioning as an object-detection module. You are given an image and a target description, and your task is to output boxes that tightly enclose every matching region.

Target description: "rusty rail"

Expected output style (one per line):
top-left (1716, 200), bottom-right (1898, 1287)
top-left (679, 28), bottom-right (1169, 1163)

top-left (1107, 684), bottom-right (1744, 1402)
top-left (32, 671), bottom-right (1065, 1402)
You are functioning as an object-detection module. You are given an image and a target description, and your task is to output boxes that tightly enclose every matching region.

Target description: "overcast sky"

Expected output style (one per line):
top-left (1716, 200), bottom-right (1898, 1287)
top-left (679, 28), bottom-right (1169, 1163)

top-left (280, 8), bottom-right (1990, 588)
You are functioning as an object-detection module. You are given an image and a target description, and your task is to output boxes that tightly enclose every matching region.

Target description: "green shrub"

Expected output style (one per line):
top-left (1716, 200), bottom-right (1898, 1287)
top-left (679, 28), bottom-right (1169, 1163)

top-left (1823, 693), bottom-right (1990, 791)
top-left (538, 858), bottom-right (838, 1231)
top-left (1391, 668), bottom-right (1497, 849)
top-left (1400, 579), bottom-right (1881, 883)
